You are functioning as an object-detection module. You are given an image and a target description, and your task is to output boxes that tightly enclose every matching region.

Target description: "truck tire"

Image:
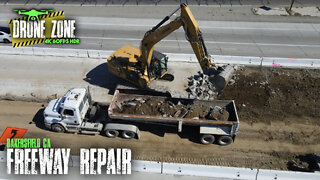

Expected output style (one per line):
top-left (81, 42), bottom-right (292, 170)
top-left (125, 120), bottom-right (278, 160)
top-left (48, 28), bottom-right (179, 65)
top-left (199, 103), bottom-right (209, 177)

top-left (200, 134), bottom-right (215, 145)
top-left (217, 136), bottom-right (233, 146)
top-left (121, 130), bottom-right (135, 139)
top-left (3, 39), bottom-right (10, 43)
top-left (52, 124), bottom-right (65, 133)
top-left (105, 129), bottom-right (119, 138)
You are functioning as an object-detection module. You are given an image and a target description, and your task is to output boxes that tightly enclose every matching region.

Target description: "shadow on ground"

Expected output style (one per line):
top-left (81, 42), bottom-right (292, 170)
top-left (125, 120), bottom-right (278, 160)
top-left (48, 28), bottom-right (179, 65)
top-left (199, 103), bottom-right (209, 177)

top-left (32, 108), bottom-right (46, 130)
top-left (0, 144), bottom-right (5, 151)
top-left (287, 154), bottom-right (320, 172)
top-left (83, 62), bottom-right (136, 95)
top-left (121, 122), bottom-right (203, 145)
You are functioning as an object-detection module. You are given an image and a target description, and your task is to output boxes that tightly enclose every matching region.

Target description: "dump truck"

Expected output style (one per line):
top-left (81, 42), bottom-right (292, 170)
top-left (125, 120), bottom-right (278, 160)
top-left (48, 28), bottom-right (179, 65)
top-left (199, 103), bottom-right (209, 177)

top-left (43, 88), bottom-right (239, 146)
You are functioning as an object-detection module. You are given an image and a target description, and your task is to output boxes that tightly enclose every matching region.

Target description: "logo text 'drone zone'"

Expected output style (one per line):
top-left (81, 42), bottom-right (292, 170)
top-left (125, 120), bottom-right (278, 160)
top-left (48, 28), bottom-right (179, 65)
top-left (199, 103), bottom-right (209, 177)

top-left (12, 20), bottom-right (76, 39)
top-left (9, 9), bottom-right (79, 47)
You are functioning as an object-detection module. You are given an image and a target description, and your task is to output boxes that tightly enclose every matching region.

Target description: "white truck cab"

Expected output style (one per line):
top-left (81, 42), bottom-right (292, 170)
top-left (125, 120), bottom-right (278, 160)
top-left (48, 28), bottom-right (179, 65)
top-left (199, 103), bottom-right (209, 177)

top-left (44, 88), bottom-right (103, 134)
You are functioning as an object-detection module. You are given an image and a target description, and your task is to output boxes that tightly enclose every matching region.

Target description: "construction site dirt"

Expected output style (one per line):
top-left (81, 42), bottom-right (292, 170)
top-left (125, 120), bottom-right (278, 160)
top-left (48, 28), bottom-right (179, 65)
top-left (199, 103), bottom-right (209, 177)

top-left (0, 67), bottom-right (319, 171)
top-left (219, 67), bottom-right (320, 126)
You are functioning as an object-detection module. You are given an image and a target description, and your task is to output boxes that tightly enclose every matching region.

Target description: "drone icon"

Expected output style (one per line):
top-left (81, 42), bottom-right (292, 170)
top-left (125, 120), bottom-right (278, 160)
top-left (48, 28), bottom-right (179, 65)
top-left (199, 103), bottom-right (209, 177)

top-left (13, 9), bottom-right (53, 22)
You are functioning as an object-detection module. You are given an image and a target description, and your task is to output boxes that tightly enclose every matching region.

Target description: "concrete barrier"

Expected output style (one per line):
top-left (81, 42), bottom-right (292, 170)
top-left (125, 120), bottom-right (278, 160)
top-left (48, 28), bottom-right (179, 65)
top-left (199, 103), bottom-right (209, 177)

top-left (0, 152), bottom-right (6, 163)
top-left (212, 55), bottom-right (263, 66)
top-left (257, 169), bottom-right (320, 180)
top-left (162, 162), bottom-right (257, 180)
top-left (0, 151), bottom-right (319, 179)
top-left (0, 46), bottom-right (319, 69)
top-left (262, 57), bottom-right (320, 68)
top-left (132, 160), bottom-right (162, 173)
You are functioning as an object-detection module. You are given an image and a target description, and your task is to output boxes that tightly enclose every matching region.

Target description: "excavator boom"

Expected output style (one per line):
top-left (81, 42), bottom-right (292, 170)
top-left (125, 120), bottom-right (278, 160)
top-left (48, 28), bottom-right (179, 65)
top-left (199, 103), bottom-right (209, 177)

top-left (140, 3), bottom-right (216, 76)
top-left (107, 3), bottom-right (234, 92)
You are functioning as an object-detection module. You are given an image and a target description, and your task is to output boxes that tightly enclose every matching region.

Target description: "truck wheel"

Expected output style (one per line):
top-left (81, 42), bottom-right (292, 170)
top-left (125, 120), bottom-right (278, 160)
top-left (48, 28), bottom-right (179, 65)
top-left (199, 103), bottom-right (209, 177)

top-left (121, 130), bottom-right (135, 139)
top-left (217, 136), bottom-right (233, 146)
top-left (52, 124), bottom-right (65, 133)
top-left (200, 134), bottom-right (215, 145)
top-left (3, 39), bottom-right (10, 43)
top-left (105, 129), bottom-right (119, 138)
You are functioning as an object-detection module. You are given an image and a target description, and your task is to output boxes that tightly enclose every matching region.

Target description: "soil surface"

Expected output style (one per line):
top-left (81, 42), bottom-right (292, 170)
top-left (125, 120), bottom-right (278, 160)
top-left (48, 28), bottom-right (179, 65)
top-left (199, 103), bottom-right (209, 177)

top-left (219, 67), bottom-right (320, 126)
top-left (0, 67), bottom-right (319, 172)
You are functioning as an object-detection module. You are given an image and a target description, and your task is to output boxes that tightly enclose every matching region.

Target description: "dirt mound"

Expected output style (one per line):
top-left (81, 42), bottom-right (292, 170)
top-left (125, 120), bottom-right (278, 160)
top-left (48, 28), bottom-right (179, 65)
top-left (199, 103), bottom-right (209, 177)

top-left (218, 67), bottom-right (320, 125)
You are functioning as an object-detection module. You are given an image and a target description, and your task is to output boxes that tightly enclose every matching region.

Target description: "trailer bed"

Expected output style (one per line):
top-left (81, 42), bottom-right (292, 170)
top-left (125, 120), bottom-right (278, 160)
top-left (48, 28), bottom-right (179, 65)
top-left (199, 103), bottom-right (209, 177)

top-left (108, 90), bottom-right (239, 130)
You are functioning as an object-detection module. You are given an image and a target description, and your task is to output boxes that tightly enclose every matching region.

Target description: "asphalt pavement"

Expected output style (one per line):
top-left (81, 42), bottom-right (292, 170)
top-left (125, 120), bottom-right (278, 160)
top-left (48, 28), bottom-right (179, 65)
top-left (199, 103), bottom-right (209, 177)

top-left (1, 2), bottom-right (320, 58)
top-left (1, 15), bottom-right (320, 58)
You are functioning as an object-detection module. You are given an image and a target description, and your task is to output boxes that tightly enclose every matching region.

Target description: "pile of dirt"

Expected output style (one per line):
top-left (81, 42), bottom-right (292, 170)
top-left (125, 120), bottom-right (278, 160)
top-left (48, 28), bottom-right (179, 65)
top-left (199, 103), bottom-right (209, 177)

top-left (116, 98), bottom-right (229, 120)
top-left (218, 67), bottom-right (320, 125)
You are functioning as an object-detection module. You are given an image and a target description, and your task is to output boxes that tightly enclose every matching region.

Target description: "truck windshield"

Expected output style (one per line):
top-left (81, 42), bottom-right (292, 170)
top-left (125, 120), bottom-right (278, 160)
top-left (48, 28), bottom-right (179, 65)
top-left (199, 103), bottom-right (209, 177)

top-left (79, 102), bottom-right (84, 114)
top-left (79, 91), bottom-right (90, 115)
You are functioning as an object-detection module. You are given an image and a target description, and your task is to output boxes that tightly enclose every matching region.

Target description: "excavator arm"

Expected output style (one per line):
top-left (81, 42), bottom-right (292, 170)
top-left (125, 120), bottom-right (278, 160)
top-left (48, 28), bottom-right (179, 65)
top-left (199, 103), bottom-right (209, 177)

top-left (140, 3), bottom-right (216, 77)
top-left (107, 3), bottom-right (234, 91)
top-left (140, 19), bottom-right (182, 76)
top-left (180, 3), bottom-right (217, 72)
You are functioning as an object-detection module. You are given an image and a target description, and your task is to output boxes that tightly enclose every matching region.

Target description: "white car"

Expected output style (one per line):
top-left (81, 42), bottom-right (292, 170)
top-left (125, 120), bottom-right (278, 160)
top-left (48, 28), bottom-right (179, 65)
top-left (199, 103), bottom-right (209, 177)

top-left (0, 30), bottom-right (11, 43)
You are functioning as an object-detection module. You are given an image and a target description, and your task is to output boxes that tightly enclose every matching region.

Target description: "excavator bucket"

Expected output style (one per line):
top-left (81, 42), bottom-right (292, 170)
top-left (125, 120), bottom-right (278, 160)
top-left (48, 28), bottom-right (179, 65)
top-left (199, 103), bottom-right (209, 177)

top-left (208, 65), bottom-right (235, 92)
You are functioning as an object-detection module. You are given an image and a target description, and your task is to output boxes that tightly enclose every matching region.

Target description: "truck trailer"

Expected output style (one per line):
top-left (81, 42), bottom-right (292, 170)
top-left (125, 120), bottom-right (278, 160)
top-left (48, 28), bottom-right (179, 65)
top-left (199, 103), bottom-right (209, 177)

top-left (43, 88), bottom-right (239, 146)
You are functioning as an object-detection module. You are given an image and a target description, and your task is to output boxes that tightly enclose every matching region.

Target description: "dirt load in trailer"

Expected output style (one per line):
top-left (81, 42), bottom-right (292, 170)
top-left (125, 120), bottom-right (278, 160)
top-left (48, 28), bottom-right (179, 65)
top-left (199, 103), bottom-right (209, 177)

top-left (107, 90), bottom-right (240, 145)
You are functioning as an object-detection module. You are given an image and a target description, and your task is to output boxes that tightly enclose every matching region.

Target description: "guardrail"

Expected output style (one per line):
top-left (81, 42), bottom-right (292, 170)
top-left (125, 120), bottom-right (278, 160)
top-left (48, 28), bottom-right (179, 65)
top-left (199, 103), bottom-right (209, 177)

top-left (0, 46), bottom-right (319, 69)
top-left (0, 151), bottom-right (319, 180)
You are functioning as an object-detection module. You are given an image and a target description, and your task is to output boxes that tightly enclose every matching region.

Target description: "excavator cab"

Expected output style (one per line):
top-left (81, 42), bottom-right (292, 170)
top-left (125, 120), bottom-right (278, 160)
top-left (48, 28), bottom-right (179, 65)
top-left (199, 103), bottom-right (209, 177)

top-left (149, 50), bottom-right (173, 81)
top-left (107, 45), bottom-right (173, 88)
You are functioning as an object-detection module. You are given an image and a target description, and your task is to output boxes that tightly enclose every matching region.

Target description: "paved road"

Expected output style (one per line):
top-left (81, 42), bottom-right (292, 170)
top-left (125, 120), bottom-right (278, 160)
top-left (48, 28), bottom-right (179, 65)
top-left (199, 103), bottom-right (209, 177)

top-left (69, 17), bottom-right (320, 58)
top-left (1, 15), bottom-right (320, 59)
top-left (0, 4), bottom-right (320, 58)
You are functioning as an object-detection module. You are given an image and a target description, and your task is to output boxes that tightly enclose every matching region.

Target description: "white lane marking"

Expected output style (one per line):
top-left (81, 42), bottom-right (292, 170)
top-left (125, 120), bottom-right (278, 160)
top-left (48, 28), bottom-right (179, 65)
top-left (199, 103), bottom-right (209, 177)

top-left (79, 36), bottom-right (320, 48)
top-left (1, 19), bottom-right (317, 32)
top-left (77, 22), bottom-right (318, 31)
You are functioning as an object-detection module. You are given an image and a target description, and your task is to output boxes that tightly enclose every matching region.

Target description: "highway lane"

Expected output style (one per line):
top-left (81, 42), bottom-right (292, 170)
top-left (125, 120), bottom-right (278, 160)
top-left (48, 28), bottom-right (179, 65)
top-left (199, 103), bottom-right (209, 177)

top-left (0, 5), bottom-right (320, 58)
top-left (67, 17), bottom-right (320, 59)
top-left (1, 17), bottom-right (319, 58)
top-left (2, 17), bottom-right (320, 58)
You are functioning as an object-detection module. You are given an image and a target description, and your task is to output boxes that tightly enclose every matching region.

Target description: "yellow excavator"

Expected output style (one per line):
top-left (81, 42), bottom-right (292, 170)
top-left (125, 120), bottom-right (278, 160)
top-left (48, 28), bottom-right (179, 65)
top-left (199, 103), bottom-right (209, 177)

top-left (107, 3), bottom-right (234, 92)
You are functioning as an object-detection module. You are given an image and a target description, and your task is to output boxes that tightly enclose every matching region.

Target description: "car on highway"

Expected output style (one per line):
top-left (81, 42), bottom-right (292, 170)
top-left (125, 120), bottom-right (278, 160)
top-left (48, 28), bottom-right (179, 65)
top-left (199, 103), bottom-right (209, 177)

top-left (0, 27), bottom-right (11, 43)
